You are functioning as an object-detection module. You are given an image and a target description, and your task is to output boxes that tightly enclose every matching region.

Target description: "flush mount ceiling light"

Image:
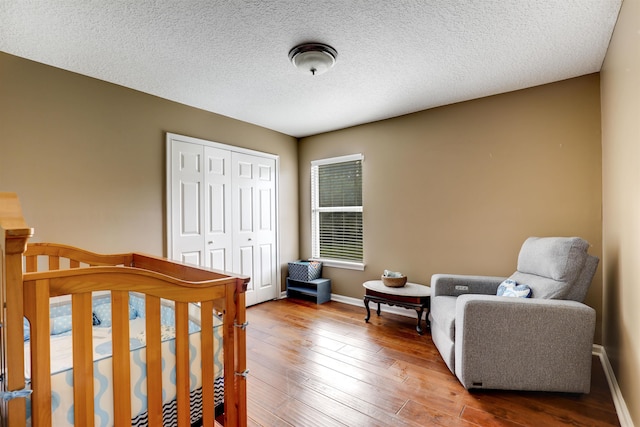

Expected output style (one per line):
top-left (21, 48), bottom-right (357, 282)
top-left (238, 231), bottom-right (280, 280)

top-left (288, 43), bottom-right (338, 76)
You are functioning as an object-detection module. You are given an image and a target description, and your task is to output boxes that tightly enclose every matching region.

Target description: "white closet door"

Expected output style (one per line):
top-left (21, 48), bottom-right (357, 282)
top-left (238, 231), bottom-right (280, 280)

top-left (232, 152), bottom-right (277, 306)
top-left (168, 133), bottom-right (279, 307)
top-left (170, 140), bottom-right (205, 266)
top-left (204, 146), bottom-right (232, 271)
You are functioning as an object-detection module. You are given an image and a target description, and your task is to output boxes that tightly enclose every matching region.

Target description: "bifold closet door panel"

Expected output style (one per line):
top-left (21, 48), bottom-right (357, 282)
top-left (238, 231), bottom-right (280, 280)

top-left (231, 152), bottom-right (277, 306)
top-left (170, 140), bottom-right (206, 267)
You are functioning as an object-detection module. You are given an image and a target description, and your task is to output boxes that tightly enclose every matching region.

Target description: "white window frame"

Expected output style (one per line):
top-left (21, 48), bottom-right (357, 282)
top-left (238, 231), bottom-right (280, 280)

top-left (311, 154), bottom-right (365, 271)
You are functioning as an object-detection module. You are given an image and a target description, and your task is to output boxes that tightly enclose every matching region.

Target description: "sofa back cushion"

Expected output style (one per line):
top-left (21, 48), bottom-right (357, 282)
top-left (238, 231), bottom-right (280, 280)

top-left (517, 237), bottom-right (588, 283)
top-left (564, 255), bottom-right (599, 303)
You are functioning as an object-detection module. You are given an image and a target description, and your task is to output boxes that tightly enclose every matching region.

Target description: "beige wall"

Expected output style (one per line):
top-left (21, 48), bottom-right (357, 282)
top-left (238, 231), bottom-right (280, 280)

top-left (2, 44), bottom-right (622, 413)
top-left (299, 75), bottom-right (603, 341)
top-left (601, 0), bottom-right (640, 424)
top-left (0, 52), bottom-right (299, 288)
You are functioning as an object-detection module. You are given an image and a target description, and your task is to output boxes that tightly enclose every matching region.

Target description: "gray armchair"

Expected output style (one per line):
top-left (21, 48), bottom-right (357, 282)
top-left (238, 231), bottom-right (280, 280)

top-left (429, 237), bottom-right (599, 393)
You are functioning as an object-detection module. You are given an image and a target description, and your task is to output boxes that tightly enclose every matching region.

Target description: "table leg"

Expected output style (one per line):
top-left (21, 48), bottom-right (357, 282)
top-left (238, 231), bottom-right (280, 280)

top-left (425, 303), bottom-right (431, 328)
top-left (416, 307), bottom-right (424, 335)
top-left (364, 297), bottom-right (371, 322)
top-left (376, 303), bottom-right (381, 316)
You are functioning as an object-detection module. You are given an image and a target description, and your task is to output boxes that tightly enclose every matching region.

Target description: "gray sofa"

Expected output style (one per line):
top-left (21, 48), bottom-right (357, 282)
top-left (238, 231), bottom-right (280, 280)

top-left (429, 237), bottom-right (599, 393)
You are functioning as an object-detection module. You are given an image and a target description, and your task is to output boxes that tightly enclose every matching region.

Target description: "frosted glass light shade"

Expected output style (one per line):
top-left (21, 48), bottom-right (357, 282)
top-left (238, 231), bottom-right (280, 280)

top-left (289, 43), bottom-right (337, 76)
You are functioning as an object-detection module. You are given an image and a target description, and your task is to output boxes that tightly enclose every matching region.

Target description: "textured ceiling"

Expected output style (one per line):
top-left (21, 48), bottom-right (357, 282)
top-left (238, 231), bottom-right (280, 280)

top-left (1, 1), bottom-right (621, 138)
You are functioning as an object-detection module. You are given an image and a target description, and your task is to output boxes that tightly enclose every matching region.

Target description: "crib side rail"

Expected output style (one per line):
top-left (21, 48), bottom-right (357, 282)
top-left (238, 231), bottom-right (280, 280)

top-left (131, 253), bottom-right (233, 282)
top-left (25, 242), bottom-right (133, 272)
top-left (23, 264), bottom-right (248, 427)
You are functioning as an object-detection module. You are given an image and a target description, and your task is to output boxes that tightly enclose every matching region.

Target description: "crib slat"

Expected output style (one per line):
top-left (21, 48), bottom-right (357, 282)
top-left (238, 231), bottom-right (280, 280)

top-left (175, 301), bottom-right (190, 427)
top-left (24, 279), bottom-right (52, 427)
top-left (145, 295), bottom-right (163, 427)
top-left (112, 291), bottom-right (132, 426)
top-left (200, 301), bottom-right (214, 427)
top-left (25, 254), bottom-right (36, 272)
top-left (48, 255), bottom-right (59, 271)
top-left (72, 292), bottom-right (95, 427)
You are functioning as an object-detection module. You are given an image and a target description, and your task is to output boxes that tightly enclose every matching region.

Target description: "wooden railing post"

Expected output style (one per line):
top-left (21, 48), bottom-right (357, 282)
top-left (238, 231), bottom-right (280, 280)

top-left (0, 193), bottom-right (34, 427)
top-left (223, 282), bottom-right (238, 427)
top-left (235, 285), bottom-right (248, 427)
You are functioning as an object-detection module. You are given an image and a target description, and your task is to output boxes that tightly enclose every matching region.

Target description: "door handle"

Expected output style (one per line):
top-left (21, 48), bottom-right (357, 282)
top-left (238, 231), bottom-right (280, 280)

top-left (208, 241), bottom-right (214, 245)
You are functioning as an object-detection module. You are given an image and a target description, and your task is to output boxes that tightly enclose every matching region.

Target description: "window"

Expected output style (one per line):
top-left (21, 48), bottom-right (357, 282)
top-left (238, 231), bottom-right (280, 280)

top-left (311, 154), bottom-right (364, 270)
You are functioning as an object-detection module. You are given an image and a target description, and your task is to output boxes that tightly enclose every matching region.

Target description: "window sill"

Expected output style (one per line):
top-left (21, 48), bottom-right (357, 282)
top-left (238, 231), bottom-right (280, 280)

top-left (311, 258), bottom-right (365, 271)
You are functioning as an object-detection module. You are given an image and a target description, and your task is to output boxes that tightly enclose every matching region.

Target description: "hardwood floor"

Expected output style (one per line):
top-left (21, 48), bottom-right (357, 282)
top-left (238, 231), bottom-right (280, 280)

top-left (245, 298), bottom-right (620, 427)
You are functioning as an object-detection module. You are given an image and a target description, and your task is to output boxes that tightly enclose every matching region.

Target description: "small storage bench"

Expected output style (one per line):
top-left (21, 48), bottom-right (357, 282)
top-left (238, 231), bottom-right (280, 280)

top-left (286, 278), bottom-right (331, 304)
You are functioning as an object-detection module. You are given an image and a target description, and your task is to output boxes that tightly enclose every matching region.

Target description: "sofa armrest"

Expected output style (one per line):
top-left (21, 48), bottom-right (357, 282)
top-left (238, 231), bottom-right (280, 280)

top-left (455, 295), bottom-right (595, 393)
top-left (431, 274), bottom-right (506, 297)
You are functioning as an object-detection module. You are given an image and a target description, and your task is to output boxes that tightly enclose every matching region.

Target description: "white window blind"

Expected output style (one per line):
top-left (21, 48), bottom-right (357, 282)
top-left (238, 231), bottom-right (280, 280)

top-left (311, 154), bottom-right (363, 267)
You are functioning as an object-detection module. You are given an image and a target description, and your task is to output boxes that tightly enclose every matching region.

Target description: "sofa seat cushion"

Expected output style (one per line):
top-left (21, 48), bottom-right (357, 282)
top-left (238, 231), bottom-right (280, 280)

top-left (430, 295), bottom-right (457, 340)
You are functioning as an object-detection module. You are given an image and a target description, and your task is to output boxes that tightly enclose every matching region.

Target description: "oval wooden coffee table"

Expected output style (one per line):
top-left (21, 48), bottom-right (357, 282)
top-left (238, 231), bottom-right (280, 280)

top-left (363, 280), bottom-right (431, 334)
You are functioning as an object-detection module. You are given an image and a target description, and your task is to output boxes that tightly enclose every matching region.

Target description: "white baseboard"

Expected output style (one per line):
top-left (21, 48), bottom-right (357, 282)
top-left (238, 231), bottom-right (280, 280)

top-left (330, 293), bottom-right (421, 318)
top-left (281, 292), bottom-right (413, 317)
top-left (592, 344), bottom-right (634, 427)
top-left (281, 291), bottom-right (420, 318)
top-left (280, 293), bottom-right (634, 427)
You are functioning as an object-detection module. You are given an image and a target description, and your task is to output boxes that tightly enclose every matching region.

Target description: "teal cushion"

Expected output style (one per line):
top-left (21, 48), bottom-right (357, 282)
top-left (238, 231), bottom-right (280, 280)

top-left (50, 315), bottom-right (73, 335)
top-left (497, 279), bottom-right (532, 298)
top-left (507, 272), bottom-right (567, 299)
top-left (23, 317), bottom-right (30, 341)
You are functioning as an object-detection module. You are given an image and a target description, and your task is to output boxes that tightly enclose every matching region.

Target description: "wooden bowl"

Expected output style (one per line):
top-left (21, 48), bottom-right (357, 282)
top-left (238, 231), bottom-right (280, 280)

top-left (381, 275), bottom-right (407, 287)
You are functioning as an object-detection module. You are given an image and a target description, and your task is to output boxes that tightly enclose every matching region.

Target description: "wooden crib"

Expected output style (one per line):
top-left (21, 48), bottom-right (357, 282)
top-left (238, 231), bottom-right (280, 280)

top-left (0, 193), bottom-right (249, 427)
